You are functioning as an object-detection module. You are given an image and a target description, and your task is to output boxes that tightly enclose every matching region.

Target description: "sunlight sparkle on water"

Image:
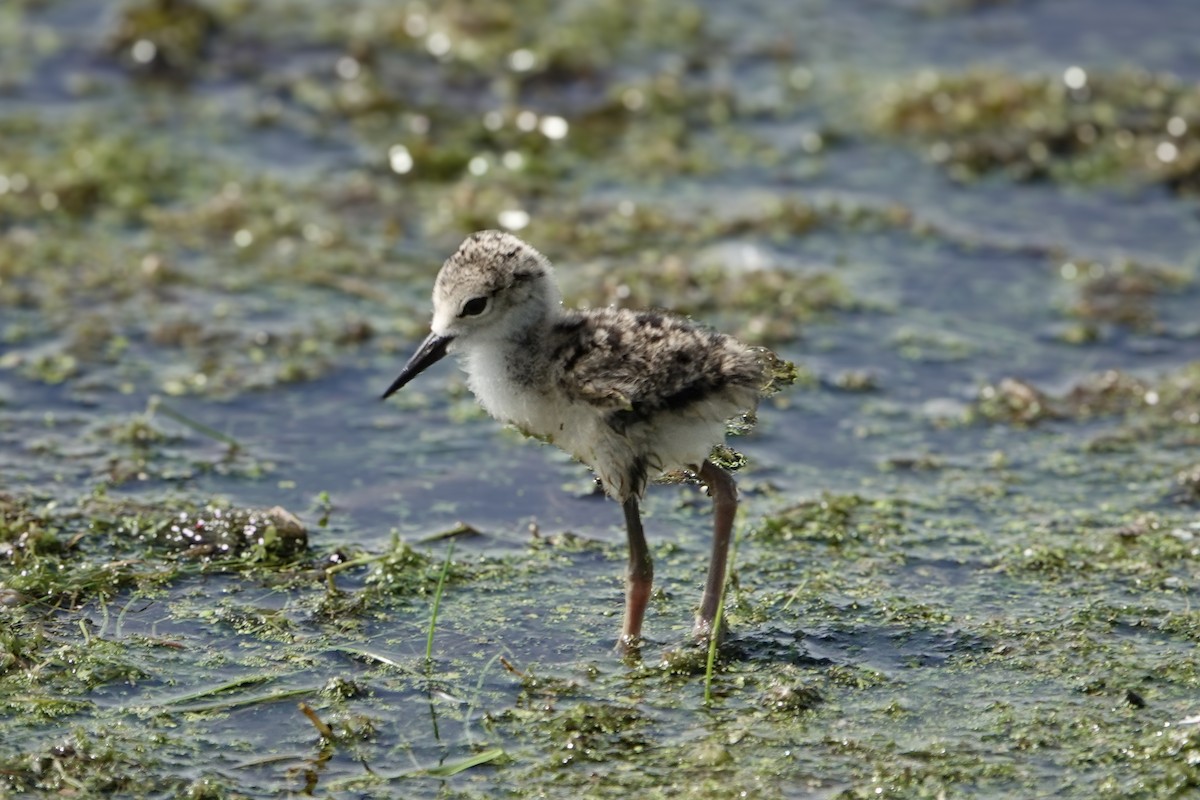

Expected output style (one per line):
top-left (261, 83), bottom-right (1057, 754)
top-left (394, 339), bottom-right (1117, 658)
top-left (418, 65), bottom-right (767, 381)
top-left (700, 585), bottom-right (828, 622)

top-left (426, 31), bottom-right (451, 57)
top-left (539, 115), bottom-right (568, 140)
top-left (336, 56), bottom-right (361, 80)
top-left (621, 88), bottom-right (645, 111)
top-left (497, 209), bottom-right (530, 231)
top-left (403, 13), bottom-right (427, 37)
top-left (508, 48), bottom-right (536, 72)
top-left (389, 145), bottom-right (414, 174)
top-left (131, 39), bottom-right (157, 64)
top-left (1156, 141), bottom-right (1179, 163)
top-left (515, 110), bottom-right (538, 132)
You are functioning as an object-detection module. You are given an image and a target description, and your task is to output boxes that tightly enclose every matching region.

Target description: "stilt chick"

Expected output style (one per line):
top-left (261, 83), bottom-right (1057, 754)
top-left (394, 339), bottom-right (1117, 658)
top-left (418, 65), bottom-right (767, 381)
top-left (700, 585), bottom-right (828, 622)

top-left (383, 231), bottom-right (788, 650)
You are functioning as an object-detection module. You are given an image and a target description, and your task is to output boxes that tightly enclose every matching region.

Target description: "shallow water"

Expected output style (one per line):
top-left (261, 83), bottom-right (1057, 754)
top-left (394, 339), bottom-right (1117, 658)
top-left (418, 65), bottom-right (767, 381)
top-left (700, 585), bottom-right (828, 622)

top-left (2, 0), bottom-right (1199, 797)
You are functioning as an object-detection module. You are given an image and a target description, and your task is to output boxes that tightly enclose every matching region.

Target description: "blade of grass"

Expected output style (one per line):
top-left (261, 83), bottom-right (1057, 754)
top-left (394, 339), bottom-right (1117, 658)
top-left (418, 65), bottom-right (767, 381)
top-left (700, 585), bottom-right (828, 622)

top-left (152, 675), bottom-right (272, 706)
top-left (148, 395), bottom-right (241, 451)
top-left (704, 520), bottom-right (744, 706)
top-left (332, 645), bottom-right (419, 674)
top-left (322, 746), bottom-right (506, 792)
top-left (422, 747), bottom-right (505, 776)
top-left (425, 541), bottom-right (455, 663)
top-left (167, 686), bottom-right (315, 714)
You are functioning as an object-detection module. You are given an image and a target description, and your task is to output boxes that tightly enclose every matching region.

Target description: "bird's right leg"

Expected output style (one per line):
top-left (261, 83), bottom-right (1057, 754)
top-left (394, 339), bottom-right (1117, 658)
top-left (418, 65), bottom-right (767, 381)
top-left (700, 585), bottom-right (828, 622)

top-left (694, 460), bottom-right (738, 642)
top-left (619, 495), bottom-right (653, 652)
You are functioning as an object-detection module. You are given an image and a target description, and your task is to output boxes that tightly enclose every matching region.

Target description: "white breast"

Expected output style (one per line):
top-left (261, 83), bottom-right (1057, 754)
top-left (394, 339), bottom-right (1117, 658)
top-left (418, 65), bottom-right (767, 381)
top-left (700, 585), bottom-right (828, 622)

top-left (459, 341), bottom-right (560, 437)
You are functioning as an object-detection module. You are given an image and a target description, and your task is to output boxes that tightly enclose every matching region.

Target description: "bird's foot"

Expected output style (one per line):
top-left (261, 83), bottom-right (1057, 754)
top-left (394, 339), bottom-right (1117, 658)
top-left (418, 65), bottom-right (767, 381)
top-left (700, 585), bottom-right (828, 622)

top-left (691, 615), bottom-right (727, 647)
top-left (615, 633), bottom-right (644, 661)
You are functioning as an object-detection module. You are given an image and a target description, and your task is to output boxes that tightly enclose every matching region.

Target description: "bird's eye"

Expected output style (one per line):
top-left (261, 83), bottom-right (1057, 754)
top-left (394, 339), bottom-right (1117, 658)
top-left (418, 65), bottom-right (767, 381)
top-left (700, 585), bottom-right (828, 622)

top-left (460, 296), bottom-right (489, 317)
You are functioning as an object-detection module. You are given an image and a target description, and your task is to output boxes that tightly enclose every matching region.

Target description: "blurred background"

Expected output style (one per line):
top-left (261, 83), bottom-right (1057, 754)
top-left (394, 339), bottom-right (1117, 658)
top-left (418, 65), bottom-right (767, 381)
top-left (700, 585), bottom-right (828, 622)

top-left (2, 0), bottom-right (1198, 533)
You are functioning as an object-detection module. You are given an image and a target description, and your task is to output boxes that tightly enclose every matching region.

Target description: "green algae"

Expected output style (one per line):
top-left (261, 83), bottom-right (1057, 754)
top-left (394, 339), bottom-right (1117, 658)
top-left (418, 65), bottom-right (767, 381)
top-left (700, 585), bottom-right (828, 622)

top-left (972, 363), bottom-right (1200, 430)
top-left (874, 67), bottom-right (1200, 192)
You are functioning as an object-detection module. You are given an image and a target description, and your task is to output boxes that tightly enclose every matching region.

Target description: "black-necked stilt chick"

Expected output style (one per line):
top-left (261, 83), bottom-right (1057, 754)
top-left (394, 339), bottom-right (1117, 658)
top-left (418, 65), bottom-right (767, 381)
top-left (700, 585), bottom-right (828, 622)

top-left (383, 230), bottom-right (784, 651)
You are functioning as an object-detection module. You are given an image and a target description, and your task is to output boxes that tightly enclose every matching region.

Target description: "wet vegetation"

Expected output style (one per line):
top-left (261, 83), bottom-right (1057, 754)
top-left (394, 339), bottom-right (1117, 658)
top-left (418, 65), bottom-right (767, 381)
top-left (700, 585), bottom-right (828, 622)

top-left (2, 0), bottom-right (1199, 797)
top-left (875, 67), bottom-right (1200, 192)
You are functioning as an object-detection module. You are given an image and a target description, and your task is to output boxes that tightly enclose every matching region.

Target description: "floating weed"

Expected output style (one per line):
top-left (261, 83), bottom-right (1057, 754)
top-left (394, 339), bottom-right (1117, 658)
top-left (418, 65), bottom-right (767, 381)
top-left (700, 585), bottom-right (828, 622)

top-left (524, 700), bottom-right (649, 766)
top-left (1174, 465), bottom-right (1200, 504)
top-left (108, 0), bottom-right (221, 79)
top-left (1, 734), bottom-right (162, 796)
top-left (95, 500), bottom-right (308, 563)
top-left (972, 363), bottom-right (1200, 430)
top-left (329, 533), bottom-right (430, 596)
top-left (873, 67), bottom-right (1200, 193)
top-left (757, 678), bottom-right (823, 715)
top-left (1063, 258), bottom-right (1191, 333)
top-left (757, 493), bottom-right (908, 548)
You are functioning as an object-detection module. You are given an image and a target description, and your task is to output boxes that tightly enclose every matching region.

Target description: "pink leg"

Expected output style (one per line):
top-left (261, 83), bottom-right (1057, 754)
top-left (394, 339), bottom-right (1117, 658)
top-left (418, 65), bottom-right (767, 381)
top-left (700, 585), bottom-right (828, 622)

top-left (619, 495), bottom-right (653, 652)
top-left (694, 460), bottom-right (737, 640)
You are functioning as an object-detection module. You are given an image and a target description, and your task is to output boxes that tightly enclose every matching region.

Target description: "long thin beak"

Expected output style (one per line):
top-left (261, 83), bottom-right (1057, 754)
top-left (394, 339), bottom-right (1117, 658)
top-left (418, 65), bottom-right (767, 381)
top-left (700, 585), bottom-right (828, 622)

top-left (381, 332), bottom-right (454, 399)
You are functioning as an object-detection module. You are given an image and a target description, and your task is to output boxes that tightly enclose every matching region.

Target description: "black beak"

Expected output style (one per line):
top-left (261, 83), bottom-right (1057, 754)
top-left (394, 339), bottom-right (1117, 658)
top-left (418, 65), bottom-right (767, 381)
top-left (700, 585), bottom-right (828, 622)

top-left (381, 332), bottom-right (454, 399)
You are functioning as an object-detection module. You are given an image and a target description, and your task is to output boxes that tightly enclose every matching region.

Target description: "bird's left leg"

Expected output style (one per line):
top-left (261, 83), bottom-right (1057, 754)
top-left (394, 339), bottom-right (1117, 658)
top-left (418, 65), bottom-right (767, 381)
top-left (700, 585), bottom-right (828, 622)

top-left (619, 495), bottom-right (653, 652)
top-left (694, 460), bottom-right (737, 641)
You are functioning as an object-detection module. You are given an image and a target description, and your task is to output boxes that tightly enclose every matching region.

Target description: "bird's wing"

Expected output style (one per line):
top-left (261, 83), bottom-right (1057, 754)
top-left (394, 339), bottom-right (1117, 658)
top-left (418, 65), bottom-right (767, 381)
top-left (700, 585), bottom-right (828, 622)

top-left (551, 309), bottom-right (759, 422)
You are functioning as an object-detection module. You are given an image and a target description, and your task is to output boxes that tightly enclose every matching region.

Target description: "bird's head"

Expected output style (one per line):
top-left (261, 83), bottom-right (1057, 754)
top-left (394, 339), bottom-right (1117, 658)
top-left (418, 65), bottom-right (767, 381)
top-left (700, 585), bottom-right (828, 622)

top-left (382, 231), bottom-right (560, 399)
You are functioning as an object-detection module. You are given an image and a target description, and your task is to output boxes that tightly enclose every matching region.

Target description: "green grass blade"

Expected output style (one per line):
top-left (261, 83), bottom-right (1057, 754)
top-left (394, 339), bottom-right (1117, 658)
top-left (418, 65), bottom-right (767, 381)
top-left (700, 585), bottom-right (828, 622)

top-left (425, 541), bottom-right (455, 662)
top-left (704, 520), bottom-right (743, 706)
top-left (422, 747), bottom-right (505, 776)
